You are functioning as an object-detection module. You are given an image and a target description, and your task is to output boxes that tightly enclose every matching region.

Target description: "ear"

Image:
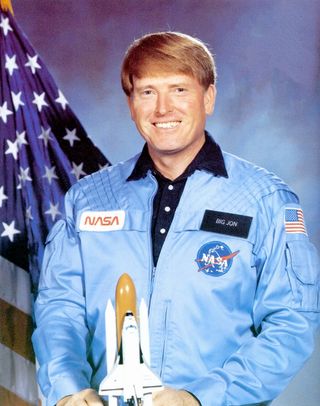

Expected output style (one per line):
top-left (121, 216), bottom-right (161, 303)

top-left (204, 84), bottom-right (217, 115)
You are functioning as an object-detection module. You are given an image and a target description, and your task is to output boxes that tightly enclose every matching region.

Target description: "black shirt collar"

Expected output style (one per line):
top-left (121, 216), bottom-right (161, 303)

top-left (127, 132), bottom-right (228, 181)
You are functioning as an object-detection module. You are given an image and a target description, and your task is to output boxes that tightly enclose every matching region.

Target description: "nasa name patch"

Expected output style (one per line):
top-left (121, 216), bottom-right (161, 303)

top-left (79, 210), bottom-right (125, 231)
top-left (200, 210), bottom-right (252, 238)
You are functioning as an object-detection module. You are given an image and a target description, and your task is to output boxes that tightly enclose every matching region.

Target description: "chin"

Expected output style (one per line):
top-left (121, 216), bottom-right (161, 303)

top-left (155, 146), bottom-right (185, 156)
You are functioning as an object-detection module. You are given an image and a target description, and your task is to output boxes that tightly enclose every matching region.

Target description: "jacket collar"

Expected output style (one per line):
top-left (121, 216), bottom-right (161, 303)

top-left (127, 131), bottom-right (228, 181)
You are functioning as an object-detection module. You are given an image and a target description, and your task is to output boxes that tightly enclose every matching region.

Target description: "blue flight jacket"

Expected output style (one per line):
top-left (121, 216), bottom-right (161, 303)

top-left (32, 149), bottom-right (319, 406)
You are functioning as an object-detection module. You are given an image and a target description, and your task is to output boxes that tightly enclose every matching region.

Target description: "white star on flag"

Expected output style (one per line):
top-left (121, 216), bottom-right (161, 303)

top-left (0, 15), bottom-right (13, 36)
top-left (17, 167), bottom-right (32, 189)
top-left (11, 91), bottom-right (25, 111)
top-left (99, 162), bottom-right (110, 170)
top-left (55, 90), bottom-right (68, 110)
top-left (43, 165), bottom-right (59, 184)
top-left (1, 220), bottom-right (21, 242)
top-left (26, 206), bottom-right (34, 221)
top-left (38, 126), bottom-right (52, 147)
top-left (45, 202), bottom-right (62, 221)
top-left (32, 91), bottom-right (48, 112)
top-left (0, 101), bottom-right (13, 123)
top-left (16, 130), bottom-right (28, 147)
top-left (5, 54), bottom-right (19, 76)
top-left (71, 162), bottom-right (86, 180)
top-left (63, 128), bottom-right (80, 147)
top-left (0, 186), bottom-right (8, 208)
top-left (5, 139), bottom-right (19, 160)
top-left (25, 54), bottom-right (41, 74)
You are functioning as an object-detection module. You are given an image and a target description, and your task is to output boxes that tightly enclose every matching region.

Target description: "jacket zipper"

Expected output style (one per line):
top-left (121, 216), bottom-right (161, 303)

top-left (147, 173), bottom-right (158, 311)
top-left (159, 300), bottom-right (170, 377)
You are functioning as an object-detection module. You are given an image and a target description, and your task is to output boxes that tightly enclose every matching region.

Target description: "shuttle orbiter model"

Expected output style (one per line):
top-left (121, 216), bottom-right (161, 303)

top-left (99, 273), bottom-right (163, 405)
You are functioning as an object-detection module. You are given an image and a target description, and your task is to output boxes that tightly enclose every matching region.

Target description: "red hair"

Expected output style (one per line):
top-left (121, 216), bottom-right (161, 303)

top-left (121, 32), bottom-right (217, 96)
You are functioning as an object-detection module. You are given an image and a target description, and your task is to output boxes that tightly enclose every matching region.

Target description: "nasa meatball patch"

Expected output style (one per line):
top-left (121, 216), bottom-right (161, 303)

top-left (195, 241), bottom-right (239, 277)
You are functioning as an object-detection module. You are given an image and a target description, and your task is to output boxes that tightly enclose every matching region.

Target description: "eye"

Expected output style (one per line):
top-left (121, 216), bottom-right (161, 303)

top-left (141, 89), bottom-right (153, 96)
top-left (175, 87), bottom-right (186, 93)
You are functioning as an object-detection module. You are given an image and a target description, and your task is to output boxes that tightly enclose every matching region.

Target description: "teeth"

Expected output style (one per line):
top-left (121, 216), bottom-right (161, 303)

top-left (154, 121), bottom-right (180, 129)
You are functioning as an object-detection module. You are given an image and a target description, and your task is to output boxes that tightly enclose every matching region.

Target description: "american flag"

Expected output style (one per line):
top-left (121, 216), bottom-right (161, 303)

top-left (285, 208), bottom-right (308, 236)
top-left (0, 5), bottom-right (110, 405)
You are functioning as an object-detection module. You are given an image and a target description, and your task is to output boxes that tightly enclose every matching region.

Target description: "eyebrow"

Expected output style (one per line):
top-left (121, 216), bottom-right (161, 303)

top-left (134, 82), bottom-right (190, 92)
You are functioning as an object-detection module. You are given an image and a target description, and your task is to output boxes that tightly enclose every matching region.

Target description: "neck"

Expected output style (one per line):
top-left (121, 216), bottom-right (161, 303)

top-left (150, 139), bottom-right (205, 180)
top-left (153, 158), bottom-right (188, 180)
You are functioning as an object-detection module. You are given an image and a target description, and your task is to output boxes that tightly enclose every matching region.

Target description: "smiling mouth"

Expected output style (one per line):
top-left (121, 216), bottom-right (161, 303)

top-left (153, 121), bottom-right (181, 129)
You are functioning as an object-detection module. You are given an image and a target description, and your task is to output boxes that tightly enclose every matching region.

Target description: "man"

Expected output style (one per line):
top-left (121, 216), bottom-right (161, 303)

top-left (32, 32), bottom-right (319, 406)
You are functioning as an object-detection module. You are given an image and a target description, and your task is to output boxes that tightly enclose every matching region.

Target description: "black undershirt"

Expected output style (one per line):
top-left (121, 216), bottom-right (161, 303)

top-left (127, 132), bottom-right (228, 265)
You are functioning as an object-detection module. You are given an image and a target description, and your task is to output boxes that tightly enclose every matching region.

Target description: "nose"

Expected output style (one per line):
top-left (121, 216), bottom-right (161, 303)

top-left (155, 92), bottom-right (172, 115)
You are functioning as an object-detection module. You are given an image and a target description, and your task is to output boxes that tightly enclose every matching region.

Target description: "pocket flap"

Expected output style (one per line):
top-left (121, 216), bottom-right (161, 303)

top-left (286, 240), bottom-right (319, 285)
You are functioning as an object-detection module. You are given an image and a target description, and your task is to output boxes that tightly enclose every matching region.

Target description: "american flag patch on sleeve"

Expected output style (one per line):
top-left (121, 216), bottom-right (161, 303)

top-left (285, 208), bottom-right (308, 235)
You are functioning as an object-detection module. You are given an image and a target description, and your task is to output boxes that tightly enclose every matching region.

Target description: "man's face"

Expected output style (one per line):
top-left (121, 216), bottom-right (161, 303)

top-left (127, 73), bottom-right (216, 162)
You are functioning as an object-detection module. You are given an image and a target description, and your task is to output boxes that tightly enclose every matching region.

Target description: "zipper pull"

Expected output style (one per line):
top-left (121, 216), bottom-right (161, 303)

top-left (152, 266), bottom-right (156, 280)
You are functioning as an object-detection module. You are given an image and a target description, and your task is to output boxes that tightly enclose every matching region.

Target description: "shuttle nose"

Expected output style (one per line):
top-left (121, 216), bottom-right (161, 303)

top-left (116, 273), bottom-right (137, 347)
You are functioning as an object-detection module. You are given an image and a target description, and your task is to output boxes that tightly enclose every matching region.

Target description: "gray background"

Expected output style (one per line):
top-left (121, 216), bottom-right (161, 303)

top-left (13, 1), bottom-right (319, 405)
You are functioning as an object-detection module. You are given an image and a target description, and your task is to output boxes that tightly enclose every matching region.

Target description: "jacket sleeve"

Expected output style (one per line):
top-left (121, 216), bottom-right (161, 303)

top-left (184, 191), bottom-right (320, 406)
top-left (32, 188), bottom-right (91, 406)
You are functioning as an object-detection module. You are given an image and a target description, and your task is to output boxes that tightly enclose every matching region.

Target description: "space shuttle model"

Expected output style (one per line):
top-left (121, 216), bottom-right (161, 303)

top-left (99, 273), bottom-right (163, 405)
